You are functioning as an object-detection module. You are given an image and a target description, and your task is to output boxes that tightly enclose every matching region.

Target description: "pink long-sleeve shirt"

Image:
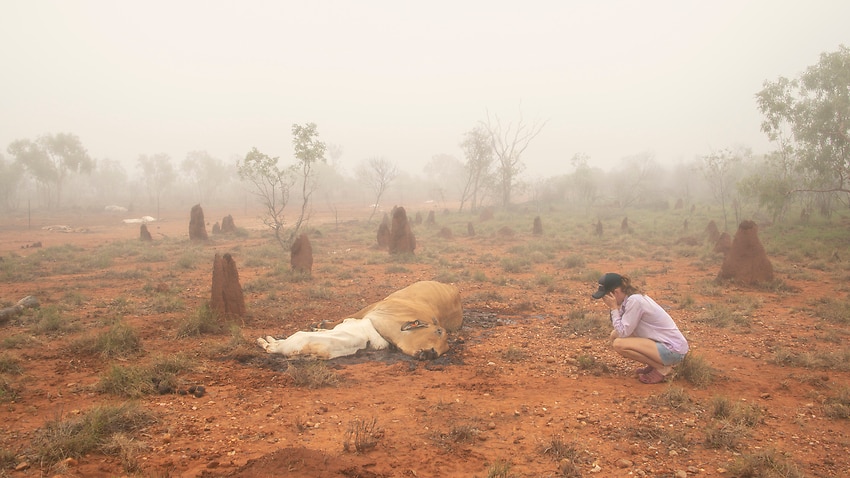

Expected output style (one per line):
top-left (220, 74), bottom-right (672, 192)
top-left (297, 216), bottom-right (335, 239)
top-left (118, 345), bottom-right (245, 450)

top-left (611, 294), bottom-right (689, 355)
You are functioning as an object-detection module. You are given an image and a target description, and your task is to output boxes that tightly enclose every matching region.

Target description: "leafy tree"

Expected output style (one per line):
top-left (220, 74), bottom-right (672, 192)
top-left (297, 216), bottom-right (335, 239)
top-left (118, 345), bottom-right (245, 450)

top-left (6, 133), bottom-right (93, 208)
top-left (756, 45), bottom-right (850, 210)
top-left (0, 154), bottom-right (25, 210)
top-left (137, 153), bottom-right (176, 219)
top-left (290, 123), bottom-right (326, 242)
top-left (181, 151), bottom-right (229, 205)
top-left (458, 126), bottom-right (494, 212)
top-left (356, 156), bottom-right (397, 222)
top-left (483, 111), bottom-right (546, 207)
top-left (237, 147), bottom-right (296, 248)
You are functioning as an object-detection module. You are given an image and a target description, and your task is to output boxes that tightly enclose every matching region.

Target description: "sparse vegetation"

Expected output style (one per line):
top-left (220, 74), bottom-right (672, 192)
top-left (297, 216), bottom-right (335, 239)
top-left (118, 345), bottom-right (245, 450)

top-left (343, 417), bottom-right (380, 453)
top-left (31, 402), bottom-right (155, 468)
top-left (286, 360), bottom-right (339, 388)
top-left (726, 449), bottom-right (804, 478)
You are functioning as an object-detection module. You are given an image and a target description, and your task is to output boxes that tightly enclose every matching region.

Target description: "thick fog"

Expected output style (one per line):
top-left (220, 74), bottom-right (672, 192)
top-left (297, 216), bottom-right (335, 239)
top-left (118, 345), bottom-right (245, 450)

top-left (2, 1), bottom-right (848, 175)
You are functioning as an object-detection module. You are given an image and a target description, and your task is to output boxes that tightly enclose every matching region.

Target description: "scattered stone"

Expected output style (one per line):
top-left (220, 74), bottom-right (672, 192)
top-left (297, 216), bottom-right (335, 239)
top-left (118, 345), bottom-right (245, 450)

top-left (189, 204), bottom-right (208, 241)
top-left (438, 227), bottom-right (453, 239)
top-left (14, 462), bottom-right (29, 471)
top-left (615, 459), bottom-right (633, 468)
top-left (210, 252), bottom-right (246, 319)
top-left (290, 233), bottom-right (313, 274)
top-left (674, 470), bottom-right (687, 478)
top-left (497, 226), bottom-right (515, 238)
top-left (140, 223), bottom-right (153, 241)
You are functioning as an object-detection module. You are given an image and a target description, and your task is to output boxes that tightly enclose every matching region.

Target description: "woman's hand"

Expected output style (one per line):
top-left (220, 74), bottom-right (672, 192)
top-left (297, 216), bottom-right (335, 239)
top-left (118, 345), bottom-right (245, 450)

top-left (602, 292), bottom-right (617, 310)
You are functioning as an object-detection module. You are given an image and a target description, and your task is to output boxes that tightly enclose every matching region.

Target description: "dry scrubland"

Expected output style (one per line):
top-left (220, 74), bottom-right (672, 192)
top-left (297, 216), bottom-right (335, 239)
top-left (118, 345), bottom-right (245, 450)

top-left (1, 205), bottom-right (850, 478)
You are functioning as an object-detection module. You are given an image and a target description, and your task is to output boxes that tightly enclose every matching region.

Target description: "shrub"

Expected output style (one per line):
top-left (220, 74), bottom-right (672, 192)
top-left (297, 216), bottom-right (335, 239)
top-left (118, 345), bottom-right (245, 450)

top-left (31, 403), bottom-right (154, 467)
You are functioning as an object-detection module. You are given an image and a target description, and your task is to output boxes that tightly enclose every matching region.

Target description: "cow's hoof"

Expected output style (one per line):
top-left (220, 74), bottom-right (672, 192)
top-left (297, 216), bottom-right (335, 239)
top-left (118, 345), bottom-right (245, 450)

top-left (415, 348), bottom-right (438, 361)
top-left (256, 337), bottom-right (270, 351)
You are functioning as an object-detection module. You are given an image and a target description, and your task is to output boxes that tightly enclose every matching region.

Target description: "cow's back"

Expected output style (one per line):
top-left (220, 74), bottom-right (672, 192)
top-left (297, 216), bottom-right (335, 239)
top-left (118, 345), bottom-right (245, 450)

top-left (350, 281), bottom-right (462, 331)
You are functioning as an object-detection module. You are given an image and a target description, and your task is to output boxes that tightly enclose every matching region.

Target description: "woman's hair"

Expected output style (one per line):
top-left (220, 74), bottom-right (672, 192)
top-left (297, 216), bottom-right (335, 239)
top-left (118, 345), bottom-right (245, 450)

top-left (619, 275), bottom-right (641, 295)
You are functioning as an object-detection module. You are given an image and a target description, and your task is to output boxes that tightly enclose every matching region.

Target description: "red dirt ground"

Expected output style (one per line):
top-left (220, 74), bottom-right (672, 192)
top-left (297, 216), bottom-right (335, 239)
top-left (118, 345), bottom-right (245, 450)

top-left (0, 206), bottom-right (848, 478)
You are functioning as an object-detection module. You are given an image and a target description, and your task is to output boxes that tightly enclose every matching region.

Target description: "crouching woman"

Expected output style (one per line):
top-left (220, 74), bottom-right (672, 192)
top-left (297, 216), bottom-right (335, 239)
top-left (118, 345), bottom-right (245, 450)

top-left (592, 273), bottom-right (689, 384)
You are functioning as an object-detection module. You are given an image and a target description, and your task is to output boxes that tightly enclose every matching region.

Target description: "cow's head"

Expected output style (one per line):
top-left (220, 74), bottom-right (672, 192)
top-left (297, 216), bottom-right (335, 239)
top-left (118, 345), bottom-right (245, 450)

top-left (394, 317), bottom-right (450, 360)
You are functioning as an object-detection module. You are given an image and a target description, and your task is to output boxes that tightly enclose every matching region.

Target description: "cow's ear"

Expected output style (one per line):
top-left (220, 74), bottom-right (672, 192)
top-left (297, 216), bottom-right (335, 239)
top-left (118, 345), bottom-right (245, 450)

top-left (401, 320), bottom-right (428, 331)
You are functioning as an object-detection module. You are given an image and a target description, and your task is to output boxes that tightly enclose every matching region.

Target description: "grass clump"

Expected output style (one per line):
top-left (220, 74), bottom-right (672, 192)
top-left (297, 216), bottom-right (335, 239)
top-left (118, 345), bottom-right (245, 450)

top-left (501, 346), bottom-right (528, 363)
top-left (486, 459), bottom-right (514, 478)
top-left (98, 354), bottom-right (194, 398)
top-left (31, 305), bottom-right (75, 335)
top-left (561, 309), bottom-right (608, 338)
top-left (676, 353), bottom-right (715, 387)
top-left (541, 436), bottom-right (584, 477)
top-left (177, 303), bottom-right (223, 338)
top-left (812, 297), bottom-right (850, 325)
top-left (823, 386), bottom-right (850, 419)
top-left (286, 360), bottom-right (339, 388)
top-left (726, 449), bottom-right (804, 478)
top-left (31, 402), bottom-right (154, 468)
top-left (0, 353), bottom-right (22, 375)
top-left (704, 395), bottom-right (763, 449)
top-left (73, 320), bottom-right (142, 359)
top-left (0, 376), bottom-right (19, 402)
top-left (343, 417), bottom-right (380, 453)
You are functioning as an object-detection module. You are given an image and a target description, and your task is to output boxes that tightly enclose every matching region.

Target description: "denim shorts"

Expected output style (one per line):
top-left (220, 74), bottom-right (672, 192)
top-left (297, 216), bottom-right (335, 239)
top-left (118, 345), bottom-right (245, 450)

top-left (656, 342), bottom-right (686, 366)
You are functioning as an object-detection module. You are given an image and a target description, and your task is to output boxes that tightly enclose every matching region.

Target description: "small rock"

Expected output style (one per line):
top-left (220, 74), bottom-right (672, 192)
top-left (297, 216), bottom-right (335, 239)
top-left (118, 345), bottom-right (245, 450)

top-left (62, 457), bottom-right (78, 467)
top-left (15, 462), bottom-right (29, 471)
top-left (615, 458), bottom-right (633, 468)
top-left (674, 470), bottom-right (687, 478)
top-left (590, 464), bottom-right (602, 473)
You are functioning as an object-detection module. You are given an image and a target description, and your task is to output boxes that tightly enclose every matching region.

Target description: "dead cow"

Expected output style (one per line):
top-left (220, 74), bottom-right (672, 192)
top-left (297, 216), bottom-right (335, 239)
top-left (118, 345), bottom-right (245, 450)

top-left (257, 281), bottom-right (462, 360)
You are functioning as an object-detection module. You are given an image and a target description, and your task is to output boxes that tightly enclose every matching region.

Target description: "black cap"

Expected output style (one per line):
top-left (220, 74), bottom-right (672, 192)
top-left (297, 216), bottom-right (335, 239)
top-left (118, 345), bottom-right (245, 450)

top-left (591, 273), bottom-right (623, 299)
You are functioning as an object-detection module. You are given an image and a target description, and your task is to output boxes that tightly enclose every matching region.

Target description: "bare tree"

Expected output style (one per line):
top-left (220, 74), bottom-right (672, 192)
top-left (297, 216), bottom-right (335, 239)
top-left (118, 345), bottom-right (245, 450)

top-left (612, 151), bottom-right (660, 208)
top-left (237, 147), bottom-right (295, 248)
top-left (700, 146), bottom-right (750, 230)
top-left (483, 111), bottom-right (546, 207)
top-left (357, 156), bottom-right (398, 222)
top-left (459, 126), bottom-right (494, 212)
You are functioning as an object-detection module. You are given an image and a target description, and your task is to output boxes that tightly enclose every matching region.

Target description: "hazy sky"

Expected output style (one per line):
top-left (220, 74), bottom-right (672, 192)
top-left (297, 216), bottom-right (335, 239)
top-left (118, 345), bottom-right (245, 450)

top-left (1, 1), bottom-right (848, 178)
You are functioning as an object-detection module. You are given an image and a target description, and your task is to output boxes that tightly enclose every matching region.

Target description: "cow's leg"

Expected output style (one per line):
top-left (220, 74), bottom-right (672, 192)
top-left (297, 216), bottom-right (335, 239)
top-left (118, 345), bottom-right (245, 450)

top-left (256, 336), bottom-right (279, 352)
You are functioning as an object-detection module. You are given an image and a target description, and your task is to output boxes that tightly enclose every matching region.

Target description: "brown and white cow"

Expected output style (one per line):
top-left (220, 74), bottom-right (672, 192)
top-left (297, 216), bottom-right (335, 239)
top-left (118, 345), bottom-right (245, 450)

top-left (257, 281), bottom-right (462, 360)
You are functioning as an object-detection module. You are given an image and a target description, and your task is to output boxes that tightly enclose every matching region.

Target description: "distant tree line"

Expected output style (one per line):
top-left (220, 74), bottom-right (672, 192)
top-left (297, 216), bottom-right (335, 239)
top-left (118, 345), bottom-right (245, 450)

top-left (2, 46), bottom-right (847, 236)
